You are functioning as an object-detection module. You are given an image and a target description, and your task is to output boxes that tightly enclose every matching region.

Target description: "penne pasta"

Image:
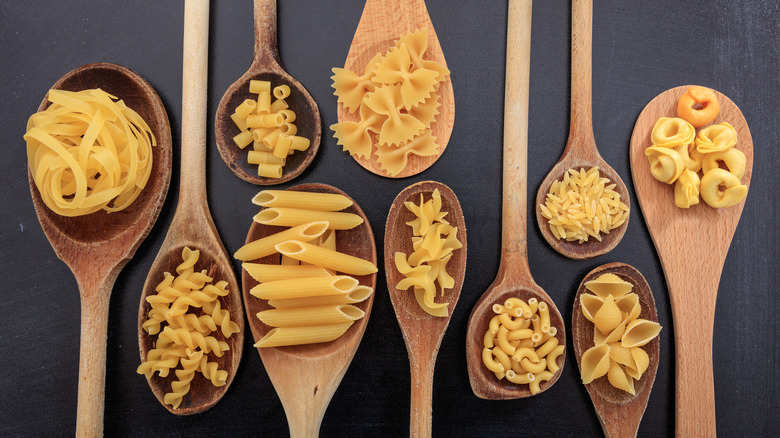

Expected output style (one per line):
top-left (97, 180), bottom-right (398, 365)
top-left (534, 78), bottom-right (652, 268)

top-left (250, 275), bottom-right (358, 300)
top-left (254, 322), bottom-right (354, 348)
top-left (256, 304), bottom-right (364, 327)
top-left (268, 285), bottom-right (372, 309)
top-left (252, 190), bottom-right (353, 211)
top-left (275, 240), bottom-right (377, 276)
top-left (233, 221), bottom-right (329, 261)
top-left (254, 207), bottom-right (364, 230)
top-left (242, 263), bottom-right (331, 283)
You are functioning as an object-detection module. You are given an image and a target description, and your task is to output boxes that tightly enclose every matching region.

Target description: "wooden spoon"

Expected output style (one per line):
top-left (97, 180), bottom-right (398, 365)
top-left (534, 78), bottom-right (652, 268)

top-left (384, 181), bottom-right (467, 437)
top-left (465, 0), bottom-right (565, 399)
top-left (337, 0), bottom-right (454, 177)
top-left (534, 0), bottom-right (630, 259)
top-left (572, 262), bottom-right (660, 438)
top-left (629, 86), bottom-right (753, 437)
top-left (215, 0), bottom-right (321, 185)
top-left (242, 183), bottom-right (376, 438)
top-left (27, 62), bottom-right (172, 436)
top-left (139, 0), bottom-right (244, 415)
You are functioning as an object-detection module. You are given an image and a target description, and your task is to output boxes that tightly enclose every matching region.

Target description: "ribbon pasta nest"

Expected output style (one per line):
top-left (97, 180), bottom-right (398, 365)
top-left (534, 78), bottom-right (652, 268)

top-left (330, 28), bottom-right (450, 176)
top-left (24, 88), bottom-right (156, 216)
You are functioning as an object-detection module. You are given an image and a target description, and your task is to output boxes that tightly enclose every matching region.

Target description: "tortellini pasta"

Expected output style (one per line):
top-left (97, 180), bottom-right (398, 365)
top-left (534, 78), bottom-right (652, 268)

top-left (674, 169), bottom-right (701, 208)
top-left (695, 122), bottom-right (737, 154)
top-left (645, 145), bottom-right (685, 184)
top-left (650, 117), bottom-right (695, 148)
top-left (700, 168), bottom-right (748, 208)
top-left (578, 273), bottom-right (661, 395)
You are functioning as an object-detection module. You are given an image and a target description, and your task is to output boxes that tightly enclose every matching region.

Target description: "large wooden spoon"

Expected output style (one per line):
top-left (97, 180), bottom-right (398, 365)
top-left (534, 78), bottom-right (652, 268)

top-left (139, 0), bottom-right (244, 415)
top-left (27, 61), bottom-right (172, 436)
top-left (572, 263), bottom-right (660, 438)
top-left (465, 0), bottom-right (565, 399)
top-left (384, 181), bottom-right (467, 437)
top-left (629, 86), bottom-right (753, 437)
top-left (242, 183), bottom-right (376, 438)
top-left (215, 0), bottom-right (321, 185)
top-left (337, 0), bottom-right (454, 177)
top-left (534, 0), bottom-right (630, 259)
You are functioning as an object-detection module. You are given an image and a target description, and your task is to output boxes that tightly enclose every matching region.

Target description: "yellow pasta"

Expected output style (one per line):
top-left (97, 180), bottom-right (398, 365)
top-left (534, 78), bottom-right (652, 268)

top-left (276, 240), bottom-right (377, 276)
top-left (242, 263), bottom-right (331, 283)
top-left (268, 285), bottom-right (372, 309)
top-left (253, 323), bottom-right (354, 348)
top-left (252, 190), bottom-right (353, 211)
top-left (250, 275), bottom-right (358, 300)
top-left (25, 88), bottom-right (157, 217)
top-left (257, 304), bottom-right (364, 327)
top-left (254, 207), bottom-right (363, 230)
top-left (233, 221), bottom-right (329, 261)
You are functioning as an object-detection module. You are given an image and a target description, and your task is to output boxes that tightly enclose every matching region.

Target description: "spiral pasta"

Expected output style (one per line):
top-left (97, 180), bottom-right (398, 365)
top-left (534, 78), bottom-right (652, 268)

top-left (137, 247), bottom-right (240, 410)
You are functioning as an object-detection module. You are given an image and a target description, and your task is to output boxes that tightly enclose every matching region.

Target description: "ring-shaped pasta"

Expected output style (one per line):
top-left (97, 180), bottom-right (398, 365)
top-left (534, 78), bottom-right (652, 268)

top-left (674, 141), bottom-right (703, 173)
top-left (645, 146), bottom-right (685, 184)
top-left (676, 86), bottom-right (720, 128)
top-left (700, 168), bottom-right (748, 208)
top-left (674, 169), bottom-right (701, 208)
top-left (695, 122), bottom-right (737, 154)
top-left (701, 147), bottom-right (746, 179)
top-left (650, 117), bottom-right (695, 148)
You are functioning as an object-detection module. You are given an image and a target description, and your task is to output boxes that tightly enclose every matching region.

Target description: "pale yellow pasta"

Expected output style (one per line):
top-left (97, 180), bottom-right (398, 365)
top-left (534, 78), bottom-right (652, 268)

top-left (506, 370), bottom-right (535, 385)
top-left (593, 295), bottom-right (622, 335)
top-left (702, 147), bottom-right (746, 179)
top-left (607, 361), bottom-right (636, 395)
top-left (412, 287), bottom-right (448, 317)
top-left (268, 285), bottom-right (372, 309)
top-left (621, 319), bottom-right (663, 348)
top-left (254, 322), bottom-right (354, 348)
top-left (700, 168), bottom-right (748, 208)
top-left (579, 293), bottom-right (604, 323)
top-left (650, 117), bottom-right (695, 148)
top-left (273, 84), bottom-right (291, 100)
top-left (529, 371), bottom-right (554, 395)
top-left (252, 190), bottom-right (353, 211)
top-left (257, 163), bottom-right (282, 178)
top-left (255, 207), bottom-right (363, 230)
top-left (250, 275), bottom-right (358, 300)
top-left (674, 169), bottom-right (701, 208)
top-left (199, 356), bottom-right (228, 387)
top-left (272, 133), bottom-right (293, 158)
top-left (256, 91), bottom-right (271, 114)
top-left (507, 328), bottom-right (534, 341)
top-left (629, 347), bottom-right (650, 379)
top-left (580, 344), bottom-right (611, 384)
top-left (505, 297), bottom-right (532, 318)
top-left (538, 301), bottom-right (551, 333)
top-left (483, 330), bottom-right (496, 349)
top-left (535, 337), bottom-right (559, 359)
top-left (242, 263), bottom-right (330, 283)
top-left (163, 349), bottom-right (203, 410)
top-left (482, 348), bottom-right (504, 373)
top-left (277, 240), bottom-right (377, 276)
top-left (546, 345), bottom-right (565, 374)
top-left (695, 122), bottom-right (737, 154)
top-left (249, 79), bottom-right (271, 94)
top-left (499, 313), bottom-right (524, 331)
top-left (584, 273), bottom-right (632, 298)
top-left (231, 112), bottom-right (248, 131)
top-left (233, 221), bottom-right (329, 261)
top-left (256, 304), bottom-right (364, 327)
top-left (270, 97), bottom-right (288, 114)
top-left (491, 347), bottom-right (512, 373)
top-left (496, 327), bottom-right (516, 356)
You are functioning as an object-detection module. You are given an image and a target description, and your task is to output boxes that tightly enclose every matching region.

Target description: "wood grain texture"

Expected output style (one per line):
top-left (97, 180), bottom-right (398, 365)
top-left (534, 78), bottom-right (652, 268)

top-left (465, 0), bottom-right (566, 400)
top-left (214, 0), bottom-right (321, 185)
top-left (534, 0), bottom-right (630, 260)
top-left (336, 0), bottom-right (454, 178)
top-left (572, 263), bottom-right (660, 438)
top-left (27, 60), bottom-right (173, 438)
top-left (242, 183), bottom-right (377, 438)
top-left (384, 181), bottom-right (467, 438)
top-left (629, 85), bottom-right (753, 437)
top-left (138, 0), bottom-right (244, 416)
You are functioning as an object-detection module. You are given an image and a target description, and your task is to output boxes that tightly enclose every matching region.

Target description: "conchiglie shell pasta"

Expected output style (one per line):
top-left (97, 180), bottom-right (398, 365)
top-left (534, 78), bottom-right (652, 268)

top-left (580, 294), bottom-right (605, 323)
top-left (607, 360), bottom-right (636, 395)
top-left (593, 295), bottom-right (622, 334)
top-left (622, 319), bottom-right (663, 348)
top-left (630, 346), bottom-right (650, 379)
top-left (615, 293), bottom-right (641, 322)
top-left (584, 273), bottom-right (633, 298)
top-left (608, 342), bottom-right (634, 367)
top-left (580, 344), bottom-right (611, 384)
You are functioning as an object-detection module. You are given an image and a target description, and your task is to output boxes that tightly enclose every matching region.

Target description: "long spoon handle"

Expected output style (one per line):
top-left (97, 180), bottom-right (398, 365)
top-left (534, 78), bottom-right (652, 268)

top-left (408, 350), bottom-right (436, 437)
top-left (499, 0), bottom-right (533, 280)
top-left (252, 0), bottom-right (281, 68)
top-left (567, 0), bottom-right (596, 152)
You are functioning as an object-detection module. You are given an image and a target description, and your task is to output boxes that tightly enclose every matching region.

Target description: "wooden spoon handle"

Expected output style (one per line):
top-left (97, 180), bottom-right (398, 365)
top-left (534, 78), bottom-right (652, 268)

top-left (74, 273), bottom-right (116, 438)
top-left (409, 354), bottom-right (435, 437)
top-left (499, 0), bottom-right (533, 279)
top-left (252, 0), bottom-right (281, 68)
top-left (566, 0), bottom-right (597, 157)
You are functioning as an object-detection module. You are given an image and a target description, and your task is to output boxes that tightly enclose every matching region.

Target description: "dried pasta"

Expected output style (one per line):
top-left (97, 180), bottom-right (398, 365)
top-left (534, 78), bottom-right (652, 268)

top-left (25, 88), bottom-right (156, 216)
top-left (577, 273), bottom-right (661, 395)
top-left (330, 28), bottom-right (450, 176)
top-left (481, 297), bottom-right (564, 395)
top-left (539, 167), bottom-right (629, 243)
top-left (138, 247), bottom-right (240, 410)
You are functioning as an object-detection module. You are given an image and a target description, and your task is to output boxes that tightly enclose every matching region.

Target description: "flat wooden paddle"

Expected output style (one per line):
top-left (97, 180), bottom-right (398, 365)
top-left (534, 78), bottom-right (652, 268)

top-left (629, 85), bottom-right (753, 436)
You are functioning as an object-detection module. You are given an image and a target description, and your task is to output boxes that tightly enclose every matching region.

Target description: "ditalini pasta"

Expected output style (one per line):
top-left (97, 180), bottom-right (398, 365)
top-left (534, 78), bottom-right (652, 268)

top-left (481, 296), bottom-right (564, 395)
top-left (539, 167), bottom-right (629, 243)
top-left (645, 87), bottom-right (748, 208)
top-left (230, 80), bottom-right (311, 178)
top-left (137, 247), bottom-right (241, 410)
top-left (330, 28), bottom-right (449, 176)
top-left (25, 88), bottom-right (156, 216)
top-left (237, 189), bottom-right (376, 348)
top-left (578, 273), bottom-right (661, 395)
top-left (393, 189), bottom-right (462, 317)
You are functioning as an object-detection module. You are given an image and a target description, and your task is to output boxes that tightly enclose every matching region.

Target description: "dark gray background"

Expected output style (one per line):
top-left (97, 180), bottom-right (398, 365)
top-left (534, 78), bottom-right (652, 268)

top-left (1, 1), bottom-right (778, 436)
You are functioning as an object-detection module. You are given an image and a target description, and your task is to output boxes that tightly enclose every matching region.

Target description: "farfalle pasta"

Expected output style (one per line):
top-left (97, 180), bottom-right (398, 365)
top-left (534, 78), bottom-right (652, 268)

top-left (645, 87), bottom-right (748, 208)
top-left (578, 273), bottom-right (661, 395)
top-left (138, 247), bottom-right (241, 410)
top-left (393, 189), bottom-right (462, 317)
top-left (331, 28), bottom-right (450, 176)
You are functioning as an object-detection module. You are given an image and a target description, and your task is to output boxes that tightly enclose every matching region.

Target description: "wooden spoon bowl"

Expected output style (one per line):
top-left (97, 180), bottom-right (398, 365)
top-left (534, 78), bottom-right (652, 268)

top-left (572, 262), bottom-right (660, 437)
top-left (27, 62), bottom-right (172, 436)
top-left (215, 0), bottom-right (321, 185)
top-left (242, 183), bottom-right (376, 437)
top-left (630, 85), bottom-right (752, 436)
top-left (535, 0), bottom-right (629, 259)
top-left (338, 0), bottom-right (454, 177)
top-left (384, 180), bottom-right (466, 436)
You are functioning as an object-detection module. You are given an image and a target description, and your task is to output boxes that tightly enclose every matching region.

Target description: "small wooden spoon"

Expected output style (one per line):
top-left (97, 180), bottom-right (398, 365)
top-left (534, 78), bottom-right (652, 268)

top-left (242, 183), bottom-right (376, 438)
top-left (215, 0), bottom-right (321, 185)
top-left (28, 62), bottom-right (171, 436)
top-left (572, 263), bottom-right (660, 438)
top-left (629, 86), bottom-right (753, 437)
top-left (384, 181), bottom-right (467, 437)
top-left (139, 0), bottom-right (244, 415)
top-left (465, 0), bottom-right (565, 399)
top-left (534, 0), bottom-right (630, 259)
top-left (337, 0), bottom-right (454, 177)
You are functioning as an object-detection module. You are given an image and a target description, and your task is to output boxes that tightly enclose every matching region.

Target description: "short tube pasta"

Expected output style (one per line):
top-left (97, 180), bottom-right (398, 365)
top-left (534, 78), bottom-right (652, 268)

top-left (254, 207), bottom-right (364, 230)
top-left (252, 190), bottom-right (354, 211)
top-left (242, 263), bottom-right (331, 283)
top-left (250, 275), bottom-right (358, 300)
top-left (256, 304), bottom-right (365, 327)
top-left (268, 285), bottom-right (372, 309)
top-left (253, 322), bottom-right (354, 348)
top-left (276, 240), bottom-right (378, 276)
top-left (233, 221), bottom-right (329, 261)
